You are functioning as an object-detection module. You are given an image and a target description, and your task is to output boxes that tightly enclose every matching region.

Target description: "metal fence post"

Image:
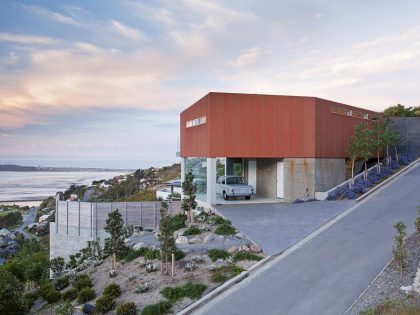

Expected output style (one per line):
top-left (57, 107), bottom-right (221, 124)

top-left (66, 202), bottom-right (69, 235)
top-left (90, 202), bottom-right (93, 238)
top-left (140, 203), bottom-right (143, 227)
top-left (78, 201), bottom-right (81, 236)
top-left (154, 202), bottom-right (156, 228)
top-left (95, 203), bottom-right (98, 239)
top-left (56, 199), bottom-right (59, 234)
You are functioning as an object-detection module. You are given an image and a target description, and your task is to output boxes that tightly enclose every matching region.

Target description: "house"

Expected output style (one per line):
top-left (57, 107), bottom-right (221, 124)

top-left (156, 179), bottom-right (182, 200)
top-left (180, 92), bottom-right (377, 205)
top-left (0, 228), bottom-right (12, 238)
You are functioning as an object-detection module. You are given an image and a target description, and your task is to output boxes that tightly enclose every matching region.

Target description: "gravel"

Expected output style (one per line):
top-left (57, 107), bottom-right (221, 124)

top-left (346, 232), bottom-right (420, 314)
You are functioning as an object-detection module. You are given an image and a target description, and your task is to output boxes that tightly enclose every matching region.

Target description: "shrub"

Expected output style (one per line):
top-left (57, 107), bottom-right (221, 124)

top-left (214, 223), bottom-right (236, 235)
top-left (170, 214), bottom-right (187, 231)
top-left (184, 261), bottom-right (196, 271)
top-left (208, 249), bottom-right (230, 261)
top-left (124, 248), bottom-right (147, 262)
top-left (38, 282), bottom-right (55, 300)
top-left (72, 274), bottom-right (92, 291)
top-left (160, 282), bottom-right (207, 302)
top-left (145, 262), bottom-right (158, 273)
top-left (44, 289), bottom-right (61, 304)
top-left (95, 295), bottom-right (115, 314)
top-left (23, 292), bottom-right (38, 311)
top-left (175, 249), bottom-right (185, 260)
top-left (77, 287), bottom-right (96, 304)
top-left (62, 288), bottom-right (77, 301)
top-left (233, 251), bottom-right (263, 262)
top-left (182, 225), bottom-right (202, 236)
top-left (206, 216), bottom-right (230, 226)
top-left (210, 264), bottom-right (245, 283)
top-left (135, 282), bottom-right (150, 294)
top-left (140, 300), bottom-right (172, 315)
top-left (52, 276), bottom-right (70, 290)
top-left (144, 248), bottom-right (160, 260)
top-left (103, 283), bottom-right (121, 298)
top-left (211, 272), bottom-right (229, 283)
top-left (116, 302), bottom-right (137, 315)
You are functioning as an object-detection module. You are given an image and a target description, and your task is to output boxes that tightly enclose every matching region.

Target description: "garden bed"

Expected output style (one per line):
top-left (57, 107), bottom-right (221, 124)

top-left (347, 232), bottom-right (420, 315)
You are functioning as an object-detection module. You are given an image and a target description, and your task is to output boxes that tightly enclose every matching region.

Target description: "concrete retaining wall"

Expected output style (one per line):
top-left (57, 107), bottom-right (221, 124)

top-left (50, 200), bottom-right (181, 260)
top-left (390, 117), bottom-right (420, 157)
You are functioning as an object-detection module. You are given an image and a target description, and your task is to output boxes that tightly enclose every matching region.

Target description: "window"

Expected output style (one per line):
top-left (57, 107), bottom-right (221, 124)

top-left (331, 106), bottom-right (370, 119)
top-left (186, 116), bottom-right (206, 128)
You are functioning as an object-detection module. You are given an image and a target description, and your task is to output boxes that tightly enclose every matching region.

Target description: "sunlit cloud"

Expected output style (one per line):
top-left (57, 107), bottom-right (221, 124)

top-left (110, 20), bottom-right (146, 40)
top-left (0, 32), bottom-right (58, 45)
top-left (21, 4), bottom-right (80, 25)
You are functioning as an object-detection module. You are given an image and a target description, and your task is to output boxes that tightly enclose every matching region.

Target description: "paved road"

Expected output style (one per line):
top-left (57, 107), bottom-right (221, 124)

top-left (199, 162), bottom-right (420, 315)
top-left (216, 200), bottom-right (355, 255)
top-left (17, 206), bottom-right (37, 237)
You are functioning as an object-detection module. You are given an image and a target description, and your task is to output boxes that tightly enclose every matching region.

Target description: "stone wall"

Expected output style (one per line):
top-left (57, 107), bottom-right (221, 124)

top-left (50, 200), bottom-right (181, 260)
top-left (390, 117), bottom-right (420, 157)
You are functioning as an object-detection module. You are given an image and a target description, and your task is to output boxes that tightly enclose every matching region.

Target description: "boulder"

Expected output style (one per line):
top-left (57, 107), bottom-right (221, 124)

top-left (216, 258), bottom-right (224, 263)
top-left (188, 236), bottom-right (202, 244)
top-left (175, 236), bottom-right (189, 244)
top-left (235, 232), bottom-right (246, 239)
top-left (238, 245), bottom-right (250, 252)
top-left (132, 242), bottom-right (146, 250)
top-left (203, 234), bottom-right (215, 243)
top-left (250, 244), bottom-right (262, 253)
top-left (228, 246), bottom-right (238, 255)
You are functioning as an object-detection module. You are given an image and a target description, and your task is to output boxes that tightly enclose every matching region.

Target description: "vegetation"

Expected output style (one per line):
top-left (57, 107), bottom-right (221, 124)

top-left (123, 189), bottom-right (157, 202)
top-left (50, 256), bottom-right (65, 278)
top-left (170, 213), bottom-right (187, 231)
top-left (62, 288), bottom-right (77, 301)
top-left (210, 265), bottom-right (245, 283)
top-left (383, 104), bottom-right (420, 117)
top-left (41, 285), bottom-right (61, 304)
top-left (160, 282), bottom-right (207, 302)
top-left (158, 201), bottom-right (176, 274)
top-left (206, 215), bottom-right (230, 226)
top-left (116, 301), bottom-right (137, 315)
top-left (39, 196), bottom-right (56, 210)
top-left (140, 300), bottom-right (172, 315)
top-left (77, 287), bottom-right (96, 304)
top-left (214, 223), bottom-right (236, 235)
top-left (208, 249), bottom-right (230, 261)
top-left (393, 221), bottom-right (408, 277)
top-left (0, 210), bottom-right (23, 228)
top-left (104, 209), bottom-right (127, 270)
top-left (181, 171), bottom-right (197, 223)
top-left (182, 225), bottom-right (202, 236)
top-left (416, 206), bottom-right (420, 233)
top-left (360, 299), bottom-right (420, 314)
top-left (95, 295), bottom-right (116, 314)
top-left (54, 300), bottom-right (76, 315)
top-left (103, 283), bottom-right (122, 299)
top-left (52, 276), bottom-right (70, 290)
top-left (72, 274), bottom-right (93, 291)
top-left (0, 269), bottom-right (25, 315)
top-left (233, 251), bottom-right (263, 262)
top-left (23, 291), bottom-right (38, 311)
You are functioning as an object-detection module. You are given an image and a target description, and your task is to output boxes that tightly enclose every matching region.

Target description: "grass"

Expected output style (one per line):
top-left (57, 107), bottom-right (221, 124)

top-left (140, 300), bottom-right (172, 315)
top-left (208, 248), bottom-right (230, 261)
top-left (210, 264), bottom-right (245, 283)
top-left (233, 251), bottom-right (262, 262)
top-left (182, 225), bottom-right (202, 236)
top-left (214, 223), bottom-right (236, 235)
top-left (123, 247), bottom-right (185, 262)
top-left (160, 282), bottom-right (207, 302)
top-left (170, 214), bottom-right (187, 231)
top-left (360, 299), bottom-right (420, 315)
top-left (206, 215), bottom-right (230, 225)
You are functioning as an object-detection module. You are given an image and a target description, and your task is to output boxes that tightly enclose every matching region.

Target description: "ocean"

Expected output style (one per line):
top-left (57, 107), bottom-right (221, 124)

top-left (0, 171), bottom-right (127, 204)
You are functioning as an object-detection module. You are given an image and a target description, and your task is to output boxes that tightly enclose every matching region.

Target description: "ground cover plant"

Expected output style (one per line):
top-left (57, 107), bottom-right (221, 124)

top-left (182, 225), bottom-right (202, 236)
top-left (208, 249), bottom-right (230, 261)
top-left (77, 287), bottom-right (96, 304)
top-left (214, 223), bottom-right (236, 235)
top-left (233, 251), bottom-right (263, 262)
top-left (140, 300), bottom-right (172, 315)
top-left (210, 264), bottom-right (245, 283)
top-left (160, 282), bottom-right (207, 302)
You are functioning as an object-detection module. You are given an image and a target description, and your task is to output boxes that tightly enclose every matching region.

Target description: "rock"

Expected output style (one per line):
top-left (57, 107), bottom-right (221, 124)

top-left (400, 285), bottom-right (413, 293)
top-left (132, 242), bottom-right (146, 250)
top-left (203, 234), bottom-right (215, 243)
top-left (124, 238), bottom-right (131, 244)
top-left (215, 235), bottom-right (226, 242)
top-left (228, 246), bottom-right (238, 254)
top-left (188, 236), bottom-right (202, 244)
top-left (216, 258), bottom-right (224, 263)
top-left (175, 236), bottom-right (189, 244)
top-left (235, 232), bottom-right (246, 239)
top-left (238, 245), bottom-right (250, 252)
top-left (250, 244), bottom-right (262, 253)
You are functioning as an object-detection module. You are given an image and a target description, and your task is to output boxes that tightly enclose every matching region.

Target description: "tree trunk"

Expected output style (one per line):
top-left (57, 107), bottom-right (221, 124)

top-left (394, 146), bottom-right (399, 162)
top-left (377, 151), bottom-right (381, 172)
top-left (165, 251), bottom-right (168, 275)
top-left (386, 146), bottom-right (390, 164)
top-left (349, 159), bottom-right (355, 189)
top-left (364, 162), bottom-right (368, 179)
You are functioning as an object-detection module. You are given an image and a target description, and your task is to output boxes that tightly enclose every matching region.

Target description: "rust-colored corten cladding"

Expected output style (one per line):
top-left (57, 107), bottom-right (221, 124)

top-left (180, 92), bottom-right (377, 158)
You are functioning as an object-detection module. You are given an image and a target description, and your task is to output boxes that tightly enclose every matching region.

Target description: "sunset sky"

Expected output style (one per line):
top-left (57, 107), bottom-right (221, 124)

top-left (1, 0), bottom-right (420, 168)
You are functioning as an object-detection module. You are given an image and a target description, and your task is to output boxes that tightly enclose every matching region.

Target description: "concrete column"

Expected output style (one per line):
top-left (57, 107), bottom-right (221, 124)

top-left (181, 157), bottom-right (186, 183)
top-left (207, 158), bottom-right (217, 206)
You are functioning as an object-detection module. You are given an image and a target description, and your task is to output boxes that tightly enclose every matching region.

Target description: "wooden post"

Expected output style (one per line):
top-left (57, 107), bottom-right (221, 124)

top-left (171, 252), bottom-right (175, 278)
top-left (160, 250), bottom-right (164, 274)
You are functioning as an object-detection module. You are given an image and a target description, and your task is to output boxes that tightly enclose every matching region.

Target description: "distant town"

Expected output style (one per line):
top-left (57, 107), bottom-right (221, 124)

top-left (0, 164), bottom-right (134, 172)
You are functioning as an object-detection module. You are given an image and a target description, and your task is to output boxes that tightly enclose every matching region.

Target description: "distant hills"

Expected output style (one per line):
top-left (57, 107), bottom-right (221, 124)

top-left (0, 164), bottom-right (134, 172)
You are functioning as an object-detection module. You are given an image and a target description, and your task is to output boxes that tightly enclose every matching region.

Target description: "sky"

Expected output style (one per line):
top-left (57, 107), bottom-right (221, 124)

top-left (1, 0), bottom-right (420, 169)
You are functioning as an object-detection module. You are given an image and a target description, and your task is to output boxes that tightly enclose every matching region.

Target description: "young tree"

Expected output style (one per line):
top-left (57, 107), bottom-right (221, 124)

top-left (86, 238), bottom-right (103, 264)
top-left (158, 201), bottom-right (176, 274)
top-left (348, 122), bottom-right (373, 180)
top-left (388, 129), bottom-right (404, 162)
top-left (50, 257), bottom-right (65, 278)
top-left (104, 209), bottom-right (126, 271)
top-left (415, 206), bottom-right (420, 234)
top-left (393, 221), bottom-right (408, 277)
top-left (0, 269), bottom-right (25, 315)
top-left (348, 131), bottom-right (361, 188)
top-left (182, 171), bottom-right (197, 223)
top-left (371, 117), bottom-right (386, 171)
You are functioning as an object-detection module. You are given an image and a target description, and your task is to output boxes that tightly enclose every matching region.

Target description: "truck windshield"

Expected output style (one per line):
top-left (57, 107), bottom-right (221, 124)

top-left (226, 177), bottom-right (245, 185)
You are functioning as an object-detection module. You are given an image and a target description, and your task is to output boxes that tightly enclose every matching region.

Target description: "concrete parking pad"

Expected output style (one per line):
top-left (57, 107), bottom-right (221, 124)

top-left (215, 200), bottom-right (355, 255)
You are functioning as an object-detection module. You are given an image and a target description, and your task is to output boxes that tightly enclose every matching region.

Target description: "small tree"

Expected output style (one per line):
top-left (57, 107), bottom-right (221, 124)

top-left (348, 132), bottom-right (361, 188)
top-left (371, 117), bottom-right (386, 171)
top-left (388, 129), bottom-right (403, 162)
top-left (348, 122), bottom-right (373, 181)
top-left (104, 209), bottom-right (126, 270)
top-left (415, 206), bottom-right (420, 233)
top-left (86, 238), bottom-right (103, 263)
top-left (158, 201), bottom-right (176, 274)
top-left (182, 171), bottom-right (197, 223)
top-left (50, 257), bottom-right (65, 278)
top-left (0, 269), bottom-right (25, 315)
top-left (393, 221), bottom-right (407, 277)
top-left (54, 300), bottom-right (76, 315)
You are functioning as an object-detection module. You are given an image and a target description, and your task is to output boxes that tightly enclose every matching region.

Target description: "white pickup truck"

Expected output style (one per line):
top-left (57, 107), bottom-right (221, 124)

top-left (216, 175), bottom-right (254, 200)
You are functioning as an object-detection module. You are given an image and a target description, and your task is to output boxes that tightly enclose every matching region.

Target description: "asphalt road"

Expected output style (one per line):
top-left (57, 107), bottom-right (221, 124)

top-left (198, 162), bottom-right (420, 315)
top-left (17, 206), bottom-right (37, 237)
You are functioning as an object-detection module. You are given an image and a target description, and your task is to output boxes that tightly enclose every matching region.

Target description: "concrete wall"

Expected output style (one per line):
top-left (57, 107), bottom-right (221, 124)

top-left (50, 200), bottom-right (181, 261)
top-left (284, 158), bottom-right (345, 201)
top-left (390, 117), bottom-right (420, 157)
top-left (256, 158), bottom-right (278, 198)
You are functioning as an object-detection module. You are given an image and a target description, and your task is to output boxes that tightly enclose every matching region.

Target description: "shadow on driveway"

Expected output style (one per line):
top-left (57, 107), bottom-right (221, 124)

top-left (215, 200), bottom-right (355, 255)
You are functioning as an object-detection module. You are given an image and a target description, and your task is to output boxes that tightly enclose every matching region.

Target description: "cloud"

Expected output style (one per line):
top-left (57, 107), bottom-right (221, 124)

top-left (0, 33), bottom-right (57, 45)
top-left (230, 47), bottom-right (262, 67)
top-left (110, 20), bottom-right (146, 40)
top-left (22, 5), bottom-right (80, 25)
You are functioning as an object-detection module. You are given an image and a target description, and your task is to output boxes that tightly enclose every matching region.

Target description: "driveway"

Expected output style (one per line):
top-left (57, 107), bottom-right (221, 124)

top-left (199, 161), bottom-right (420, 315)
top-left (215, 200), bottom-right (355, 255)
top-left (17, 206), bottom-right (37, 237)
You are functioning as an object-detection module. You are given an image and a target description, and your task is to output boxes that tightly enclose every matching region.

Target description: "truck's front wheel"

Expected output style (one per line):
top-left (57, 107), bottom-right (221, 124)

top-left (223, 191), bottom-right (229, 200)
